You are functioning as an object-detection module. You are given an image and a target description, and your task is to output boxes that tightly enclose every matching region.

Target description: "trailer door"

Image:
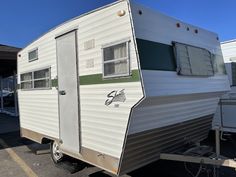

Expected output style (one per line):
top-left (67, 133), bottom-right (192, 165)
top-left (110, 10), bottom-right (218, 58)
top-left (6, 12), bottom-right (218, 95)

top-left (56, 30), bottom-right (80, 153)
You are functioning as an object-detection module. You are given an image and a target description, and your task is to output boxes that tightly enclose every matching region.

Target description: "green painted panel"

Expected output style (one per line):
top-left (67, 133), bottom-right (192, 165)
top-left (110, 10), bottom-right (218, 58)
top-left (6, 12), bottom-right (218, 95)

top-left (80, 70), bottom-right (140, 85)
top-left (136, 39), bottom-right (177, 71)
top-left (51, 78), bottom-right (58, 87)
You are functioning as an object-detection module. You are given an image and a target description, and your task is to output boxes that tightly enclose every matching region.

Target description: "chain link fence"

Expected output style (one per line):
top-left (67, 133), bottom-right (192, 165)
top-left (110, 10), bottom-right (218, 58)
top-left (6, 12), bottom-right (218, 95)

top-left (0, 75), bottom-right (18, 116)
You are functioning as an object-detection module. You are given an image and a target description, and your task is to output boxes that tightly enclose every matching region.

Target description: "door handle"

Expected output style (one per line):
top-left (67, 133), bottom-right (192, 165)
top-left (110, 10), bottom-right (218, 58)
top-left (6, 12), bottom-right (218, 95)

top-left (59, 90), bottom-right (66, 95)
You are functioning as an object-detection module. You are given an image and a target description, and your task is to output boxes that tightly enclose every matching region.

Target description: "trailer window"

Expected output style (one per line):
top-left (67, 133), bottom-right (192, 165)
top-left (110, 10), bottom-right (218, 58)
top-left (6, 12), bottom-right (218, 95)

top-left (20, 68), bottom-right (51, 90)
top-left (20, 72), bottom-right (33, 89)
top-left (28, 48), bottom-right (38, 62)
top-left (174, 42), bottom-right (214, 76)
top-left (212, 54), bottom-right (227, 75)
top-left (33, 68), bottom-right (50, 88)
top-left (103, 42), bottom-right (130, 78)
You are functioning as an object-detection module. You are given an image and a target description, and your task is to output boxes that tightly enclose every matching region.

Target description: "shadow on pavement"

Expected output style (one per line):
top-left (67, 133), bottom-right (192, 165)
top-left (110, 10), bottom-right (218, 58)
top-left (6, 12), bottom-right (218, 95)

top-left (89, 171), bottom-right (114, 177)
top-left (0, 113), bottom-right (19, 134)
top-left (0, 130), bottom-right (34, 150)
top-left (1, 113), bottom-right (236, 177)
top-left (0, 113), bottom-right (35, 150)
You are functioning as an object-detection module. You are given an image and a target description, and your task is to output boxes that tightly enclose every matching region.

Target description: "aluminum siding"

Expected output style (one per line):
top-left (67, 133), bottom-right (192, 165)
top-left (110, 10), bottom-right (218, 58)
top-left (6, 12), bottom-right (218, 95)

top-left (130, 2), bottom-right (221, 53)
top-left (129, 96), bottom-right (219, 135)
top-left (78, 1), bottom-right (143, 158)
top-left (142, 70), bottom-right (229, 97)
top-left (118, 1), bottom-right (230, 175)
top-left (18, 0), bottom-right (144, 159)
top-left (119, 115), bottom-right (212, 175)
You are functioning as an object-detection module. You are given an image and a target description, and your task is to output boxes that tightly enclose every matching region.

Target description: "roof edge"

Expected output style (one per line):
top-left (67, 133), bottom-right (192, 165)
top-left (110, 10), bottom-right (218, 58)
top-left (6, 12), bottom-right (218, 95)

top-left (221, 39), bottom-right (236, 45)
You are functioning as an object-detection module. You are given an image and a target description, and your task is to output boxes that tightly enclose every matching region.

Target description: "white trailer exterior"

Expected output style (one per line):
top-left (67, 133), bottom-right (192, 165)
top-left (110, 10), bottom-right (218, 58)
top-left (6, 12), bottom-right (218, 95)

top-left (18, 0), bottom-right (229, 175)
top-left (213, 40), bottom-right (236, 133)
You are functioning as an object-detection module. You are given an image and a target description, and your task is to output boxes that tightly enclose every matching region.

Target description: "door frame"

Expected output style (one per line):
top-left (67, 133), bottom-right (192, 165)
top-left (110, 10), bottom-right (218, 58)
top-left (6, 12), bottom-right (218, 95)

top-left (55, 28), bottom-right (82, 152)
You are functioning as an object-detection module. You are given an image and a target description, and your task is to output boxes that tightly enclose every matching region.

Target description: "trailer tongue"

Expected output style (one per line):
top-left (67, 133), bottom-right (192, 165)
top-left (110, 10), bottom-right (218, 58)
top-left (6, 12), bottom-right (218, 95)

top-left (160, 128), bottom-right (236, 176)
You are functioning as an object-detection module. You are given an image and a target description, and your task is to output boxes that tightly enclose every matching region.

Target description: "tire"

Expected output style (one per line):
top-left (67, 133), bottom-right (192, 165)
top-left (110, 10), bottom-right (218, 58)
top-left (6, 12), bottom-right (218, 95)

top-left (50, 141), bottom-right (64, 164)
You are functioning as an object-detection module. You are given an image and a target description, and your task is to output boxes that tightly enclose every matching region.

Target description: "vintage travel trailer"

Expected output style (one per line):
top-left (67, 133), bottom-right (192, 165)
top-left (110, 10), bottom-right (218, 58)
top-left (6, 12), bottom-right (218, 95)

top-left (17, 0), bottom-right (230, 175)
top-left (213, 40), bottom-right (236, 133)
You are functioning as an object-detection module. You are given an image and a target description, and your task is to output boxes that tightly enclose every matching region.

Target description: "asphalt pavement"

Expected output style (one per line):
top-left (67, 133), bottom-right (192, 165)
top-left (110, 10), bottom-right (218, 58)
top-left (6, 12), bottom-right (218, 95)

top-left (1, 113), bottom-right (236, 177)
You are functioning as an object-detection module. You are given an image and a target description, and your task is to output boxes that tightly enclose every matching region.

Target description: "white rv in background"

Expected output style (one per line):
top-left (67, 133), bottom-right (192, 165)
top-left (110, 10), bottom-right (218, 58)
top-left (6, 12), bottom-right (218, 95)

top-left (17, 0), bottom-right (229, 175)
top-left (213, 40), bottom-right (236, 133)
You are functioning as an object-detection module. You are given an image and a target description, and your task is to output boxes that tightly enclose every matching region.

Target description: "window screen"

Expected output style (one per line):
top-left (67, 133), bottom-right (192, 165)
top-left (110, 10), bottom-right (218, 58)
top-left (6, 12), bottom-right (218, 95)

top-left (28, 48), bottom-right (38, 62)
top-left (174, 42), bottom-right (214, 76)
top-left (20, 73), bottom-right (33, 89)
top-left (232, 62), bottom-right (236, 86)
top-left (33, 69), bottom-right (50, 88)
top-left (20, 68), bottom-right (50, 89)
top-left (103, 42), bottom-right (130, 78)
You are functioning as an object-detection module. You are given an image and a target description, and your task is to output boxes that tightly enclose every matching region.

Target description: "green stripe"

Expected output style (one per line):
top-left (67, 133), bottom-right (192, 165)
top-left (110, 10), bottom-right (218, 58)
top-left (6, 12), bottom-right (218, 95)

top-left (80, 70), bottom-right (140, 85)
top-left (136, 38), bottom-right (177, 71)
top-left (51, 78), bottom-right (58, 87)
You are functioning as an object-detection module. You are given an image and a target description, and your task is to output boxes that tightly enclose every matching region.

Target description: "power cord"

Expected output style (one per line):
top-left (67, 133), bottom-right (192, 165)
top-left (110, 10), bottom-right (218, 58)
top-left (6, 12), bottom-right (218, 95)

top-left (184, 161), bottom-right (203, 177)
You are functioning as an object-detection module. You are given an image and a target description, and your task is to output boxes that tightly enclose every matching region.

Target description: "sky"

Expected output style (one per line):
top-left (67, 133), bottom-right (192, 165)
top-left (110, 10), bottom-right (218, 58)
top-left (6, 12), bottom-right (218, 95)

top-left (0, 0), bottom-right (235, 48)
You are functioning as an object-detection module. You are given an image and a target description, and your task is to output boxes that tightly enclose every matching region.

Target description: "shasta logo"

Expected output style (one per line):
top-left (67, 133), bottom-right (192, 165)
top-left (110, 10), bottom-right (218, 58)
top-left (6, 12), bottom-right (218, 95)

top-left (105, 89), bottom-right (126, 106)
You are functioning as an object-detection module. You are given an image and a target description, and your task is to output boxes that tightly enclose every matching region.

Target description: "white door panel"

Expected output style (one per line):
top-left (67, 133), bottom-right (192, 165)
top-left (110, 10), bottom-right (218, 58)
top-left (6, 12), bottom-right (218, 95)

top-left (56, 30), bottom-right (80, 153)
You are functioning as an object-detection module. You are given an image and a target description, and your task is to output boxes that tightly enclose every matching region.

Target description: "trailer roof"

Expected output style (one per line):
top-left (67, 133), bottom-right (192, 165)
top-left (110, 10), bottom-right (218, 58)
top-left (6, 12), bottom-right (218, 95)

top-left (221, 39), bottom-right (236, 45)
top-left (0, 44), bottom-right (21, 77)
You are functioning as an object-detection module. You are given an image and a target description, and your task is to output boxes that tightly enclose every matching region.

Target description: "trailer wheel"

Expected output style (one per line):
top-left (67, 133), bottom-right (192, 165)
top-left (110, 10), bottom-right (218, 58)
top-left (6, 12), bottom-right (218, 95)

top-left (50, 141), bottom-right (64, 163)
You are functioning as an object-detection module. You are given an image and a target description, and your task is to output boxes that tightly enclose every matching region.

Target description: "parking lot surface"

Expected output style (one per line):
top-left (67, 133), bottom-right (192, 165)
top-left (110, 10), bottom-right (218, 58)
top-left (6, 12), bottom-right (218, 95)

top-left (1, 114), bottom-right (236, 177)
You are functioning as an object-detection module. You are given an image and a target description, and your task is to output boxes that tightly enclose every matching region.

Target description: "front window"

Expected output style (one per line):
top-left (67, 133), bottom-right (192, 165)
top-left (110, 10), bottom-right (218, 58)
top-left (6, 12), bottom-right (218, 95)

top-left (20, 68), bottom-right (51, 90)
top-left (174, 42), bottom-right (214, 76)
top-left (28, 48), bottom-right (38, 62)
top-left (20, 73), bottom-right (33, 89)
top-left (103, 42), bottom-right (130, 78)
top-left (33, 69), bottom-right (50, 88)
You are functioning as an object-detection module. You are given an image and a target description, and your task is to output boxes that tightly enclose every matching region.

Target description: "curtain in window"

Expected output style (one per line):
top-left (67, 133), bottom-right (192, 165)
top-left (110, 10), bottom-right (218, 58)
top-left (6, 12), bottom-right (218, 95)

top-left (114, 43), bottom-right (127, 59)
top-left (104, 43), bottom-right (127, 61)
top-left (103, 42), bottom-right (129, 77)
top-left (21, 82), bottom-right (32, 89)
top-left (21, 73), bottom-right (32, 81)
top-left (20, 68), bottom-right (50, 89)
top-left (34, 80), bottom-right (50, 88)
top-left (34, 69), bottom-right (50, 79)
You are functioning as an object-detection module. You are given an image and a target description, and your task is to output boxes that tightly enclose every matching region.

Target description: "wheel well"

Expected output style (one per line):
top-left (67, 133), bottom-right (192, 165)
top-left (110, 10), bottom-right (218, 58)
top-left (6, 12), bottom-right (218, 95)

top-left (41, 137), bottom-right (53, 144)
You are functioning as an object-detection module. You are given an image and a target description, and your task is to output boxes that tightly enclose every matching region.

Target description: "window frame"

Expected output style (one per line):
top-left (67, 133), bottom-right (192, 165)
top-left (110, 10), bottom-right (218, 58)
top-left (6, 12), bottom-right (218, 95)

top-left (102, 40), bottom-right (131, 79)
top-left (20, 67), bottom-right (51, 90)
top-left (28, 48), bottom-right (38, 62)
top-left (20, 72), bottom-right (33, 90)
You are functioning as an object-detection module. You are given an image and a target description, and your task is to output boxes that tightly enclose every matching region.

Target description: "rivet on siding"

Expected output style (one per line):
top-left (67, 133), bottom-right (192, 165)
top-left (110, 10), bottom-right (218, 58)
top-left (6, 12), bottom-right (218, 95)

top-left (117, 10), bottom-right (126, 17)
top-left (18, 54), bottom-right (21, 57)
top-left (195, 29), bottom-right (199, 34)
top-left (187, 27), bottom-right (190, 31)
top-left (176, 23), bottom-right (181, 28)
top-left (138, 10), bottom-right (143, 15)
top-left (216, 37), bottom-right (219, 41)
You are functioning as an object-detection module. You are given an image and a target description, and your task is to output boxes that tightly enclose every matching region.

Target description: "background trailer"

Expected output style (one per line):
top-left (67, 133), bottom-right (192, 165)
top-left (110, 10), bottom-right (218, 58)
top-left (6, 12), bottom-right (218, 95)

top-left (17, 0), bottom-right (229, 175)
top-left (0, 44), bottom-right (20, 116)
top-left (213, 39), bottom-right (236, 133)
